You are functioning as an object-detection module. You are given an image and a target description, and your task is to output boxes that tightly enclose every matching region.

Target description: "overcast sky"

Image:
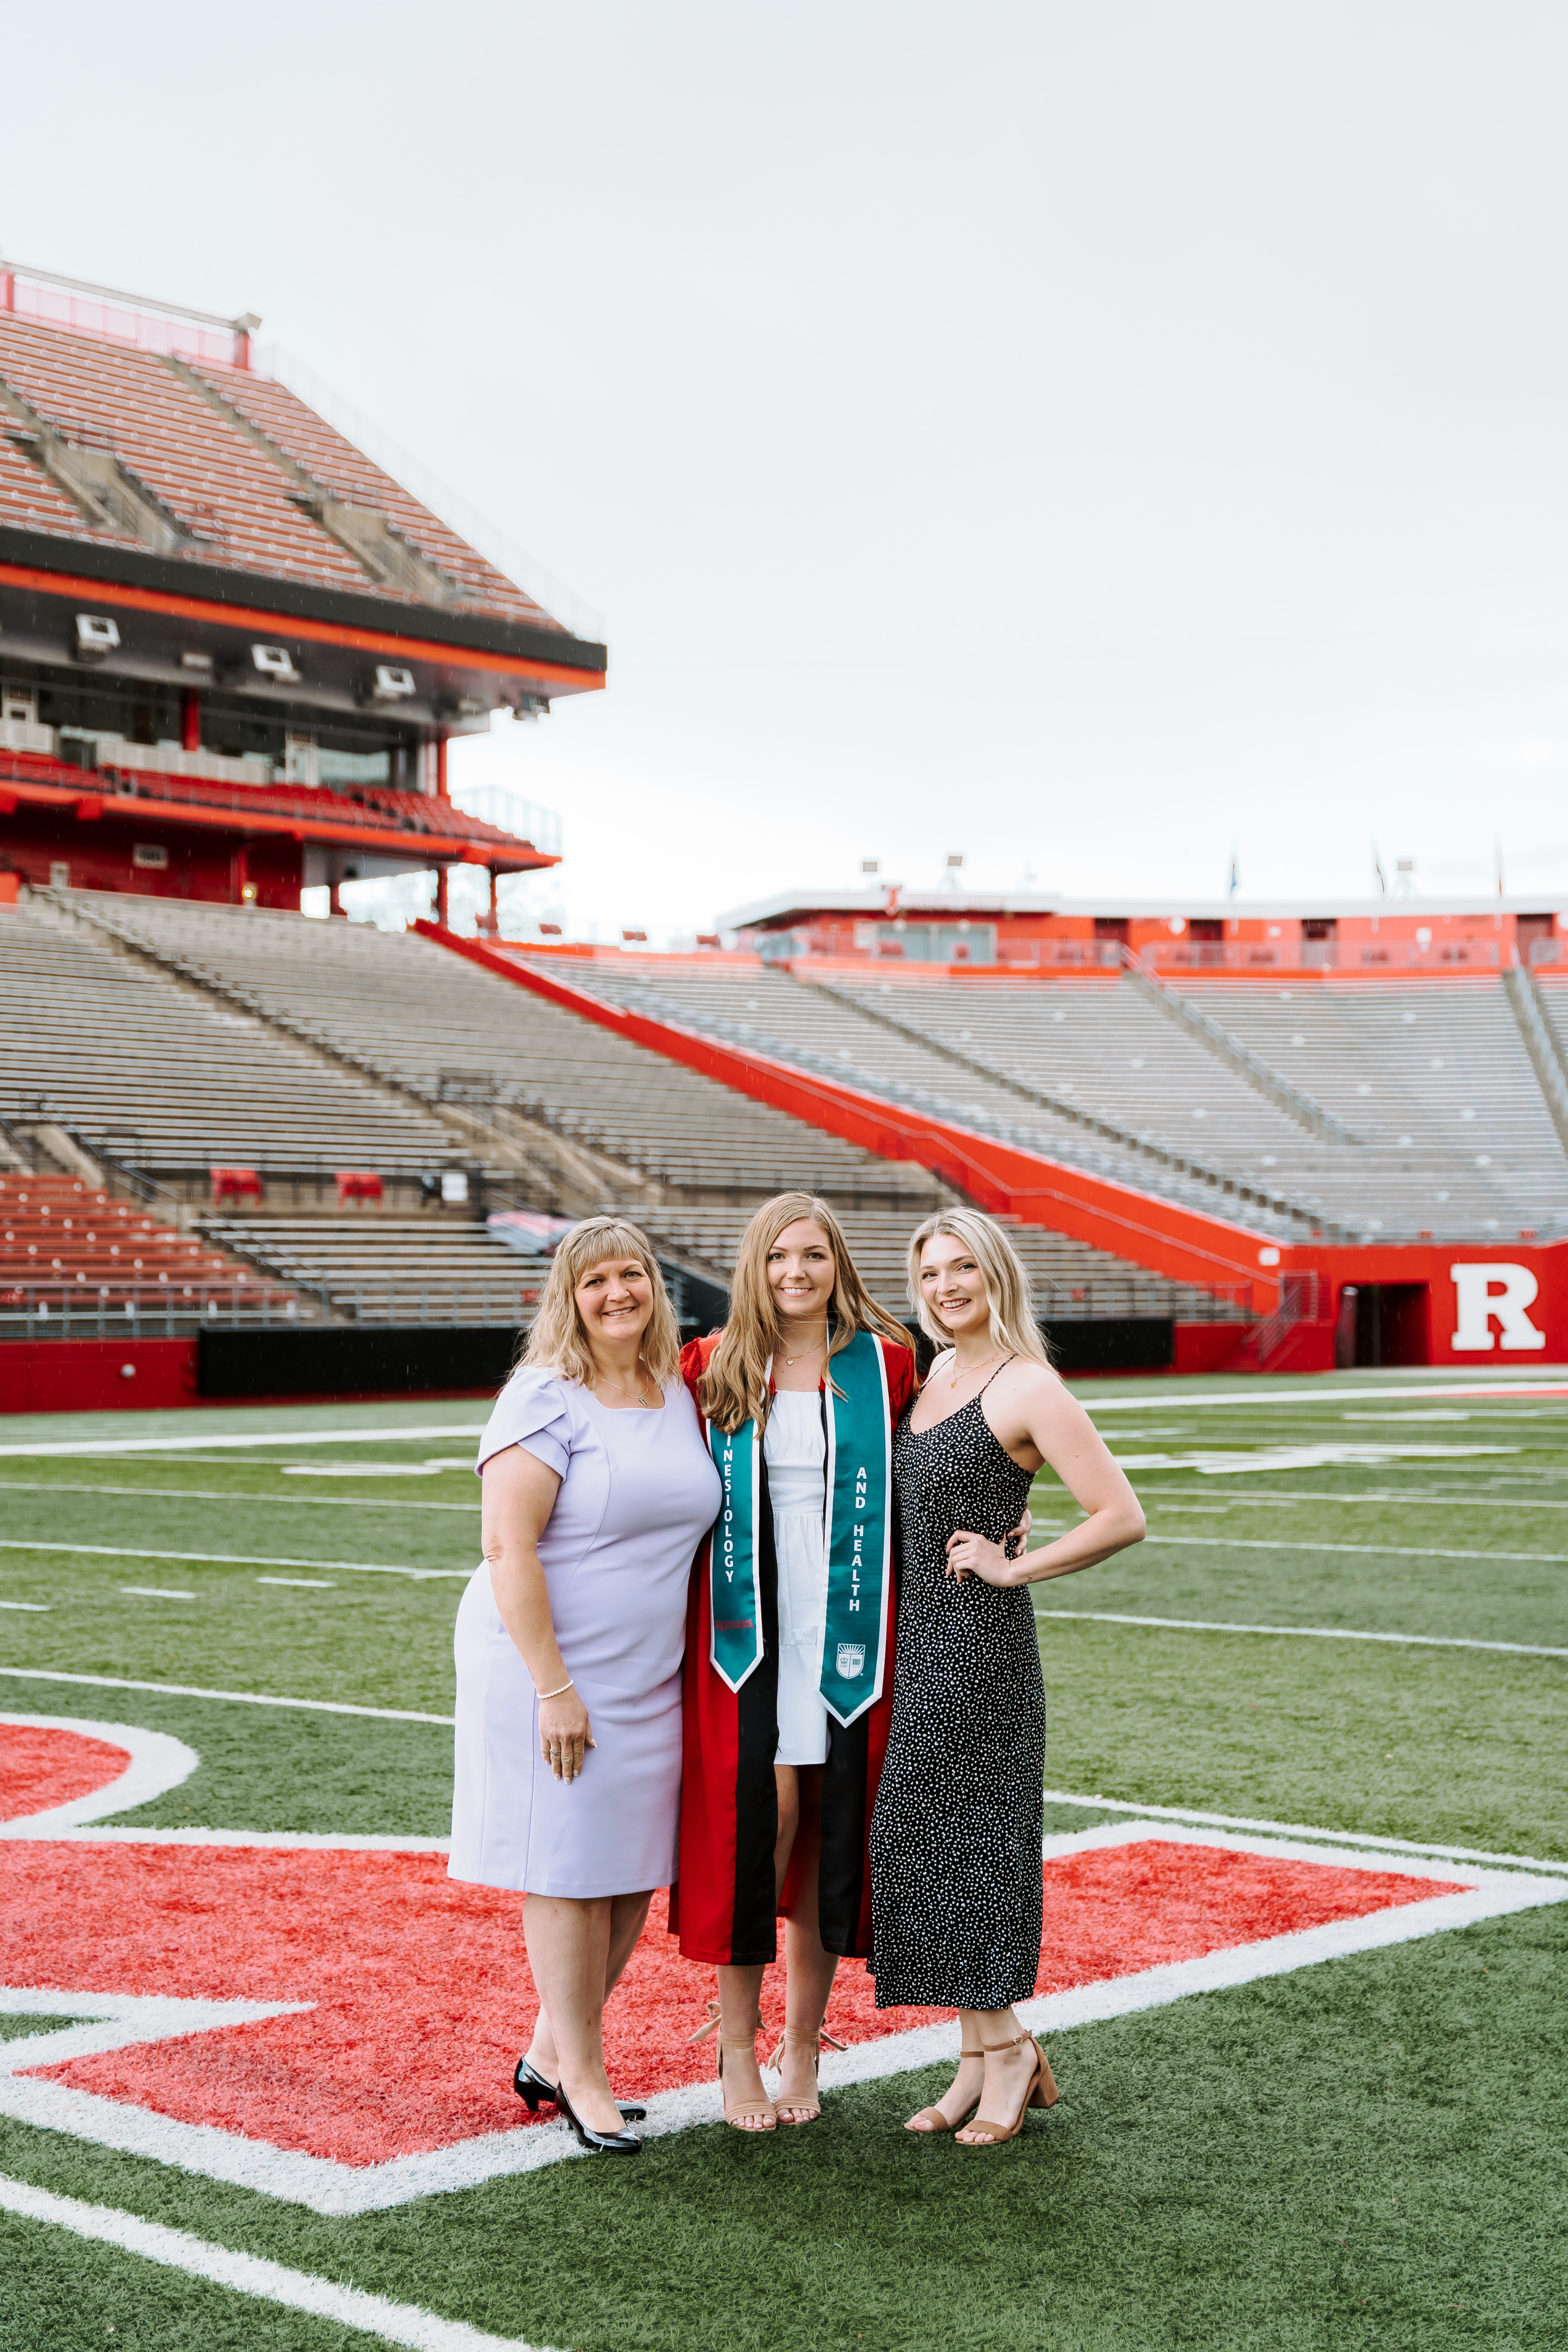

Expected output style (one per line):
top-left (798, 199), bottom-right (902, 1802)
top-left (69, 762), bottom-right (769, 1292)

top-left (7, 2), bottom-right (1568, 938)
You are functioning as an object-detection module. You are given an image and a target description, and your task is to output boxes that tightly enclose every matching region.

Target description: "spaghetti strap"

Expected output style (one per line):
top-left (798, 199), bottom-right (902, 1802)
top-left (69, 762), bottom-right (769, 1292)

top-left (975, 1355), bottom-right (1016, 1399)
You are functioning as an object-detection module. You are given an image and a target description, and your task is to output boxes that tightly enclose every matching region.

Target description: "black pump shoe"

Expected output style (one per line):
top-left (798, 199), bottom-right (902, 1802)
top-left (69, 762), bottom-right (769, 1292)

top-left (553, 2074), bottom-right (642, 2155)
top-left (514, 2054), bottom-right (646, 2124)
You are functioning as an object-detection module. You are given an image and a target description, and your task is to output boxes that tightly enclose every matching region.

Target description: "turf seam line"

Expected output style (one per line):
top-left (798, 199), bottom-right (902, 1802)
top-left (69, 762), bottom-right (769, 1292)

top-left (1039, 1788), bottom-right (1568, 1875)
top-left (0, 1541), bottom-right (466, 1580)
top-left (1033, 1607), bottom-right (1568, 1658)
top-left (0, 2172), bottom-right (553, 2350)
top-left (0, 1667), bottom-right (454, 1724)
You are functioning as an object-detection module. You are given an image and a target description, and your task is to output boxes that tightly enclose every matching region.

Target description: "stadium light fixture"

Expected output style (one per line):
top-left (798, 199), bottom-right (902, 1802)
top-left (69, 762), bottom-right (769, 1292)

top-left (251, 644), bottom-right (300, 683)
top-left (74, 613), bottom-right (120, 661)
top-left (372, 664), bottom-right (416, 701)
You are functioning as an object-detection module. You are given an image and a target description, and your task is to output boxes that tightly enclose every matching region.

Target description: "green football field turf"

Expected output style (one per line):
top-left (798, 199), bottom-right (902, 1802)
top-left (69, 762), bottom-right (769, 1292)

top-left (1, 1370), bottom-right (1564, 2349)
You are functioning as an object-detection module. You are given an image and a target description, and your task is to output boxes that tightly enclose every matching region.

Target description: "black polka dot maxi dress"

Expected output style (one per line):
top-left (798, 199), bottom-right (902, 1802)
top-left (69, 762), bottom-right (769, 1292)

top-left (869, 1379), bottom-right (1044, 2011)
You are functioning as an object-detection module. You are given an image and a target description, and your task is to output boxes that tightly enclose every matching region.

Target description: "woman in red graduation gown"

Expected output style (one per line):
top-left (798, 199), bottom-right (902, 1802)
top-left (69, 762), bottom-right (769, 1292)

top-left (673, 1192), bottom-right (916, 2131)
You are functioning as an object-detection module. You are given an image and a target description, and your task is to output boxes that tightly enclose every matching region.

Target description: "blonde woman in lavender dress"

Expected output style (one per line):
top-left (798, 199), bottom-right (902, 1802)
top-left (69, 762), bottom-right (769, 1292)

top-left (449, 1216), bottom-right (721, 2156)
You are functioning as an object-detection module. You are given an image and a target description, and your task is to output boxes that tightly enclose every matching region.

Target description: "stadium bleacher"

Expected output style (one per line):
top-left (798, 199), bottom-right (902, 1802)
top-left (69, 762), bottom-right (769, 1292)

top-left (537, 952), bottom-right (1568, 1245)
top-left (0, 1172), bottom-right (298, 1336)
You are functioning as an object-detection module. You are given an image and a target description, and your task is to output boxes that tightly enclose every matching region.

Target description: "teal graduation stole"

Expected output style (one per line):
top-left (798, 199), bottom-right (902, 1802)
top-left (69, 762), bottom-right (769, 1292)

top-left (707, 1329), bottom-right (893, 1728)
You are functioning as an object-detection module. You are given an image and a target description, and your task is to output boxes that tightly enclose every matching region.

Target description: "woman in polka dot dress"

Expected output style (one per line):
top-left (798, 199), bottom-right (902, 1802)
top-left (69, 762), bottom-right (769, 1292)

top-left (869, 1209), bottom-right (1146, 2147)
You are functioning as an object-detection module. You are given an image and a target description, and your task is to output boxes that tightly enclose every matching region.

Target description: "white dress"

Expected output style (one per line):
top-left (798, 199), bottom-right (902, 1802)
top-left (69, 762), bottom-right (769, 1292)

top-left (765, 1389), bottom-right (830, 1767)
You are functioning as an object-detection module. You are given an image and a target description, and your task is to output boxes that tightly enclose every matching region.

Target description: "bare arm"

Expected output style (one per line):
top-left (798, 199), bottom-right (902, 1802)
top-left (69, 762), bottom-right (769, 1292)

top-left (946, 1366), bottom-right (1145, 1590)
top-left (480, 1443), bottom-right (594, 1780)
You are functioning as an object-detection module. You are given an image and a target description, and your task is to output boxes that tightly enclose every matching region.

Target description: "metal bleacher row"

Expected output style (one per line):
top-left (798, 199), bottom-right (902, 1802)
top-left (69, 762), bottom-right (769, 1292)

top-left (0, 891), bottom-right (1246, 1329)
top-left (540, 951), bottom-right (1568, 1245)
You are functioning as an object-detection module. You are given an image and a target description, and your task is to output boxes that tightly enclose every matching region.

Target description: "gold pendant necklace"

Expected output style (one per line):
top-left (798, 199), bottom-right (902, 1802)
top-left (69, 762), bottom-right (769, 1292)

top-left (950, 1347), bottom-right (1001, 1392)
top-left (780, 1327), bottom-right (828, 1368)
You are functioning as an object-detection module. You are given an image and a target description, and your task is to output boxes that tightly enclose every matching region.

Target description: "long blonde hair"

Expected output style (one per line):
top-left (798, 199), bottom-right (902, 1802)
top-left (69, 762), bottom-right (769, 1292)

top-left (520, 1215), bottom-right (682, 1388)
top-left (700, 1191), bottom-right (910, 1435)
top-left (906, 1207), bottom-right (1052, 1367)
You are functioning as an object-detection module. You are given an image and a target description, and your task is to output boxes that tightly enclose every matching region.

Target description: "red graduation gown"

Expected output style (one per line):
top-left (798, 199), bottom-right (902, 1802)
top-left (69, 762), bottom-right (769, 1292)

top-left (669, 1328), bottom-right (917, 1966)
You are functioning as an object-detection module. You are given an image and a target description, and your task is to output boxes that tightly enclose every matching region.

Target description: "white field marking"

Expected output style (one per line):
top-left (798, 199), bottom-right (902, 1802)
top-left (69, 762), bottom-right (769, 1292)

top-left (0, 1482), bottom-right (478, 1512)
top-left (118, 1588), bottom-right (197, 1602)
top-left (283, 1464), bottom-right (448, 1478)
top-left (0, 1714), bottom-right (198, 1831)
top-left (256, 1577), bottom-right (336, 1590)
top-left (0, 1424), bottom-right (487, 1461)
top-left (0, 1666), bottom-right (453, 1726)
top-left (1038, 1788), bottom-right (1568, 1876)
top-left (1083, 1380), bottom-right (1568, 1413)
top-left (1140, 1532), bottom-right (1568, 1564)
top-left (0, 1601), bottom-right (48, 1611)
top-left (1032, 1608), bottom-right (1568, 1660)
top-left (0, 1541), bottom-right (466, 1581)
top-left (1111, 1444), bottom-right (1521, 1474)
top-left (1107, 1488), bottom-right (1568, 1510)
top-left (0, 1988), bottom-right (313, 2072)
top-left (0, 1822), bottom-right (1557, 2211)
top-left (0, 2175), bottom-right (552, 2352)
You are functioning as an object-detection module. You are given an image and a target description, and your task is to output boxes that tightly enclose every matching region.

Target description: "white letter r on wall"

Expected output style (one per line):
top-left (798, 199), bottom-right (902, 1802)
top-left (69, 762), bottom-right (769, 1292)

top-left (1450, 1262), bottom-right (1546, 1352)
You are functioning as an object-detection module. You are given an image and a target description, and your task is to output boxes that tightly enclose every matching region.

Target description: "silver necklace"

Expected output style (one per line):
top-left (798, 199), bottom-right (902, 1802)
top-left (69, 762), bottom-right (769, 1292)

top-left (594, 1353), bottom-right (654, 1408)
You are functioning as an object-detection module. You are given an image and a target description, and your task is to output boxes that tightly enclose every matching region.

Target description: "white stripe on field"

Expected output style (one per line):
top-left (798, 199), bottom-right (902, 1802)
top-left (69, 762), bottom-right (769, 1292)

top-left (1082, 1380), bottom-right (1568, 1413)
top-left (1033, 1607), bottom-right (1568, 1659)
top-left (0, 1481), bottom-right (479, 1512)
top-left (1140, 1533), bottom-right (1568, 1564)
top-left (1116, 1488), bottom-right (1568, 1510)
top-left (0, 2173), bottom-right (551, 2352)
top-left (0, 1424), bottom-right (486, 1460)
top-left (1038, 1788), bottom-right (1568, 1875)
top-left (0, 1665), bottom-right (453, 1725)
top-left (0, 1541), bottom-right (465, 1581)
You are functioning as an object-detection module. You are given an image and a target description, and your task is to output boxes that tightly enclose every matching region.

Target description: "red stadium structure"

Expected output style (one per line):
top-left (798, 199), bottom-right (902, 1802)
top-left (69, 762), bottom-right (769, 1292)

top-left (0, 261), bottom-right (603, 923)
top-left (2, 261), bottom-right (1566, 1403)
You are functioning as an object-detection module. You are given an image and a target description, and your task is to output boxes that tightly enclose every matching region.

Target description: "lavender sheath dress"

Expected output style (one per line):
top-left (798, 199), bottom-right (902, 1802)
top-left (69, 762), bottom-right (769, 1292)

top-left (448, 1367), bottom-right (722, 1899)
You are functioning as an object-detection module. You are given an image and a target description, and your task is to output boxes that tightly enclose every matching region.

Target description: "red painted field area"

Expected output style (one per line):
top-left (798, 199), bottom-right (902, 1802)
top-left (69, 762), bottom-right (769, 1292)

top-left (1, 1837), bottom-right (1456, 2169)
top-left (0, 1723), bottom-right (130, 1819)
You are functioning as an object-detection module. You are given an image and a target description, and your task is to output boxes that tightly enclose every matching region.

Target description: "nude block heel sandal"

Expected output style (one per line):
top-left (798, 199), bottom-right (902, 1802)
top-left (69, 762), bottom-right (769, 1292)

top-left (767, 2025), bottom-right (847, 2125)
top-left (690, 2000), bottom-right (777, 2132)
top-left (906, 2043), bottom-right (985, 2134)
top-left (959, 2032), bottom-right (1059, 2148)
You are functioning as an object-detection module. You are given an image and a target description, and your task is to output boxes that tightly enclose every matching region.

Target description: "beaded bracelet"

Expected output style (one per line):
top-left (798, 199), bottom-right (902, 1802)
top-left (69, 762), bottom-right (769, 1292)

top-left (538, 1678), bottom-right (574, 1700)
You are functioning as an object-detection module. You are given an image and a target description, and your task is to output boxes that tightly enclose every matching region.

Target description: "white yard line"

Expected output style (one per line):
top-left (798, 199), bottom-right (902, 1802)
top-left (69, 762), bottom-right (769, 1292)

top-left (1138, 1533), bottom-right (1568, 1563)
top-left (0, 1425), bottom-right (487, 1460)
top-left (1114, 1488), bottom-right (1568, 1509)
top-left (0, 1542), bottom-right (466, 1581)
top-left (0, 2173), bottom-right (550, 2352)
top-left (0, 1666), bottom-right (453, 1726)
top-left (1082, 1381), bottom-right (1568, 1412)
top-left (1033, 1607), bottom-right (1567, 1659)
top-left (0, 1482), bottom-right (478, 1512)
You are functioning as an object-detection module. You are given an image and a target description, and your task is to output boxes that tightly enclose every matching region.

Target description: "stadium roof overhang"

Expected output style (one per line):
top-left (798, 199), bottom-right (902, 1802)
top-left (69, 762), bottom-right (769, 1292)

top-left (0, 524), bottom-right (607, 731)
top-left (719, 887), bottom-right (1567, 930)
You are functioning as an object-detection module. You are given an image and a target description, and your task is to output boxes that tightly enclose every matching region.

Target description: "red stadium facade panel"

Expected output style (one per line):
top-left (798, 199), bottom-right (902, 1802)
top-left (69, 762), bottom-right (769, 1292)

top-left (0, 265), bottom-right (602, 910)
top-left (718, 889), bottom-right (1565, 975)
